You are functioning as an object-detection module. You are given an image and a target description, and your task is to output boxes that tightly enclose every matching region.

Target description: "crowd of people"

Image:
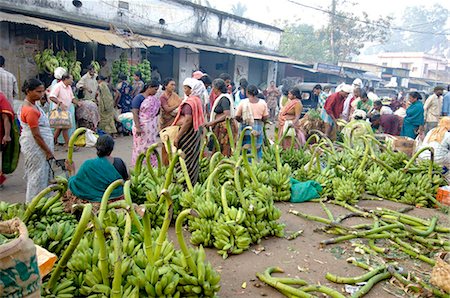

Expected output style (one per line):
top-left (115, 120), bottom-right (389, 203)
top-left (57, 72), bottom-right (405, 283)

top-left (1, 52), bottom-right (450, 200)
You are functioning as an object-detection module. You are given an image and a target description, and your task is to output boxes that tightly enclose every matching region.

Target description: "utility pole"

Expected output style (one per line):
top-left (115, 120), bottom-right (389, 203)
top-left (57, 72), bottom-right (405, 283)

top-left (330, 0), bottom-right (336, 64)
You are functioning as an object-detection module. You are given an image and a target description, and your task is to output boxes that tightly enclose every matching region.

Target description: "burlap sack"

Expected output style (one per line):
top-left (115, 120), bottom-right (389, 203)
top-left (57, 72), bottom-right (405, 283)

top-left (430, 253), bottom-right (450, 293)
top-left (0, 218), bottom-right (41, 297)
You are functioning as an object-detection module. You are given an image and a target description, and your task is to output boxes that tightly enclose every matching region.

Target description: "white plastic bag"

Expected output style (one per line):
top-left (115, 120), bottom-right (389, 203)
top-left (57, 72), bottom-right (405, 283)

top-left (85, 129), bottom-right (98, 147)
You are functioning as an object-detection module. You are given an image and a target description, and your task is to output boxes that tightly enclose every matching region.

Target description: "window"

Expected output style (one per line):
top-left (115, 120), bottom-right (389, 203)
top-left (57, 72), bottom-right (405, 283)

top-left (382, 62), bottom-right (387, 66)
top-left (412, 67), bottom-right (418, 72)
top-left (400, 63), bottom-right (412, 70)
top-left (423, 64), bottom-right (429, 75)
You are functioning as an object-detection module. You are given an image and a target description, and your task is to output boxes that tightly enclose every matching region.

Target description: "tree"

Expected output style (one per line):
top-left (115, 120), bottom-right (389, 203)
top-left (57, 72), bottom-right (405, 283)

top-left (278, 1), bottom-right (392, 63)
top-left (326, 0), bottom-right (392, 63)
top-left (279, 23), bottom-right (330, 63)
top-left (369, 4), bottom-right (449, 54)
top-left (231, 3), bottom-right (247, 17)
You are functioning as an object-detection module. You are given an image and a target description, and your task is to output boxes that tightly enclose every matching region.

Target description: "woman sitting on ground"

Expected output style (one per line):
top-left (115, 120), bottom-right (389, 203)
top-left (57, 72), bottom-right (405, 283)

top-left (66, 134), bottom-right (128, 202)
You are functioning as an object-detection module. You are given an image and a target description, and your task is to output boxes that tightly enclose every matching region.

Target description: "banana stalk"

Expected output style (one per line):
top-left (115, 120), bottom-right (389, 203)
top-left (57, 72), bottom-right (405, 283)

top-left (325, 266), bottom-right (385, 284)
top-left (404, 216), bottom-right (438, 237)
top-left (179, 156), bottom-right (194, 192)
top-left (206, 131), bottom-right (221, 153)
top-left (23, 184), bottom-right (64, 223)
top-left (319, 201), bottom-right (334, 221)
top-left (220, 181), bottom-right (233, 216)
top-left (153, 190), bottom-right (173, 261)
top-left (242, 149), bottom-right (258, 184)
top-left (142, 207), bottom-right (154, 264)
top-left (67, 127), bottom-right (87, 174)
top-left (163, 149), bottom-right (180, 190)
top-left (351, 271), bottom-right (391, 298)
top-left (225, 117), bottom-right (236, 154)
top-left (250, 130), bottom-right (258, 163)
top-left (300, 284), bottom-right (346, 298)
top-left (133, 153), bottom-right (145, 186)
top-left (92, 214), bottom-right (110, 287)
top-left (206, 163), bottom-right (234, 202)
top-left (145, 144), bottom-right (159, 181)
top-left (256, 267), bottom-right (312, 298)
top-left (47, 204), bottom-right (92, 290)
top-left (123, 180), bottom-right (143, 231)
top-left (98, 179), bottom-right (124, 224)
top-left (403, 146), bottom-right (434, 178)
top-left (175, 209), bottom-right (198, 276)
top-left (105, 226), bottom-right (122, 298)
top-left (235, 126), bottom-right (252, 157)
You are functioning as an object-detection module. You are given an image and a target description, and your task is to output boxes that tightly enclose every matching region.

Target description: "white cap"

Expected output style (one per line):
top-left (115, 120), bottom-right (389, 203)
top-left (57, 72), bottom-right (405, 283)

top-left (341, 84), bottom-right (353, 94)
top-left (352, 78), bottom-right (363, 87)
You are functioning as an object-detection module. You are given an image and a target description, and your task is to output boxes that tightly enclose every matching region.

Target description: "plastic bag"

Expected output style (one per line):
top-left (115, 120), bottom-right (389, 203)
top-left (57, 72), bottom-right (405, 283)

top-left (73, 129), bottom-right (98, 147)
top-left (290, 178), bottom-right (323, 203)
top-left (35, 245), bottom-right (57, 278)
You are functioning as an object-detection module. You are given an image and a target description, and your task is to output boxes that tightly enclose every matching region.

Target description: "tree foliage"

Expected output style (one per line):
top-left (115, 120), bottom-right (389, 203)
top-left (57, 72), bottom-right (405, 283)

top-left (231, 3), bottom-right (247, 17)
top-left (279, 1), bottom-right (392, 63)
top-left (368, 4), bottom-right (449, 54)
top-left (279, 23), bottom-right (330, 63)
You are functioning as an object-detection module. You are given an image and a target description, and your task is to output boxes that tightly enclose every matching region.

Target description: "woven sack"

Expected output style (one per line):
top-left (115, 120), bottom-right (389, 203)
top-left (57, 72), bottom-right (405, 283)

top-left (0, 218), bottom-right (41, 297)
top-left (430, 253), bottom-right (450, 293)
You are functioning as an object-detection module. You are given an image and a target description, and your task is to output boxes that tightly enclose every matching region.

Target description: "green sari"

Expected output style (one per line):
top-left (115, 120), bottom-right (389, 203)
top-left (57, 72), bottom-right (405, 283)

top-left (68, 157), bottom-right (123, 201)
top-left (98, 81), bottom-right (117, 134)
top-left (401, 101), bottom-right (424, 139)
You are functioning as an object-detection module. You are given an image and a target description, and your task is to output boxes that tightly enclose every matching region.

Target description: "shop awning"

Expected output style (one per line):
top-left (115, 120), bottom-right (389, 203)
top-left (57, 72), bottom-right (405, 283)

top-left (292, 65), bottom-right (318, 73)
top-left (0, 11), bottom-right (164, 49)
top-left (409, 78), bottom-right (430, 87)
top-left (362, 72), bottom-right (382, 81)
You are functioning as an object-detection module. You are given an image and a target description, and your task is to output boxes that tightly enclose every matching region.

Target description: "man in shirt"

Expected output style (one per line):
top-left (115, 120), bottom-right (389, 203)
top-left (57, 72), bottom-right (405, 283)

top-left (370, 113), bottom-right (401, 136)
top-left (367, 87), bottom-right (379, 102)
top-left (0, 56), bottom-right (18, 107)
top-left (76, 65), bottom-right (98, 100)
top-left (442, 85), bottom-right (450, 116)
top-left (313, 84), bottom-right (328, 110)
top-left (321, 84), bottom-right (352, 138)
top-left (342, 78), bottom-right (362, 121)
top-left (423, 86), bottom-right (444, 133)
top-left (369, 100), bottom-right (393, 117)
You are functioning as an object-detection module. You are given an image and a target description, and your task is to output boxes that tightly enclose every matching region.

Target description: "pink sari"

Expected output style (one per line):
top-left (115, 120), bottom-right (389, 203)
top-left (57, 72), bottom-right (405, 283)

top-left (131, 95), bottom-right (161, 166)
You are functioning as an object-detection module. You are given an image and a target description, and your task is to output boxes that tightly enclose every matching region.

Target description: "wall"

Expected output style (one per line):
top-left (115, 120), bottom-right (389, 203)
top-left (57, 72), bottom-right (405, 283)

top-left (377, 53), bottom-right (447, 80)
top-left (0, 22), bottom-right (43, 100)
top-left (0, 0), bottom-right (282, 55)
top-left (176, 48), bottom-right (199, 95)
top-left (199, 51), bottom-right (233, 80)
top-left (233, 56), bottom-right (249, 84)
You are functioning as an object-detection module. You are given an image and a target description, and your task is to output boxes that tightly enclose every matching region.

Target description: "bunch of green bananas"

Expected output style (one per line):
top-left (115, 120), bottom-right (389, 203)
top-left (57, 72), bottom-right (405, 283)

top-left (332, 176), bottom-right (364, 205)
top-left (137, 59), bottom-right (151, 82)
top-left (0, 201), bottom-right (25, 220)
top-left (90, 61), bottom-right (100, 73)
top-left (111, 52), bottom-right (131, 84)
top-left (34, 49), bottom-right (59, 74)
top-left (399, 173), bottom-right (441, 207)
top-left (213, 219), bottom-right (252, 258)
top-left (267, 164), bottom-right (291, 202)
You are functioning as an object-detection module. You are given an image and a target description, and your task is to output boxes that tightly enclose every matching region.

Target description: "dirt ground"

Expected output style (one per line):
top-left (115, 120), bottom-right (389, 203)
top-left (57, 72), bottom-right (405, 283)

top-left (2, 136), bottom-right (449, 297)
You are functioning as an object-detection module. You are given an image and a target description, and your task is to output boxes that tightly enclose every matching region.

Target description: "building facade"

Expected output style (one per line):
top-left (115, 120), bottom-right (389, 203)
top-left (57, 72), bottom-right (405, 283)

top-left (0, 0), bottom-right (300, 95)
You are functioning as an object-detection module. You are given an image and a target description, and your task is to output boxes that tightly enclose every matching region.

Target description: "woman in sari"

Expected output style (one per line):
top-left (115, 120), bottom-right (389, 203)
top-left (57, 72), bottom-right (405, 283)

top-left (19, 79), bottom-right (54, 202)
top-left (131, 80), bottom-right (160, 167)
top-left (278, 87), bottom-right (305, 149)
top-left (235, 85), bottom-right (269, 160)
top-left (265, 81), bottom-right (281, 121)
top-left (0, 91), bottom-right (14, 188)
top-left (48, 73), bottom-right (79, 148)
top-left (204, 78), bottom-right (237, 156)
top-left (417, 117), bottom-right (450, 183)
top-left (159, 78), bottom-right (182, 165)
top-left (115, 73), bottom-right (133, 113)
top-left (66, 134), bottom-right (128, 202)
top-left (173, 78), bottom-right (205, 185)
top-left (97, 75), bottom-right (117, 135)
top-left (131, 71), bottom-right (144, 98)
top-left (401, 92), bottom-right (424, 139)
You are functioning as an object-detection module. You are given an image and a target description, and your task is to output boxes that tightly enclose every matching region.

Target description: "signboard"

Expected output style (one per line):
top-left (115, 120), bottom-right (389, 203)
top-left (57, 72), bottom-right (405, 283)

top-left (314, 63), bottom-right (342, 75)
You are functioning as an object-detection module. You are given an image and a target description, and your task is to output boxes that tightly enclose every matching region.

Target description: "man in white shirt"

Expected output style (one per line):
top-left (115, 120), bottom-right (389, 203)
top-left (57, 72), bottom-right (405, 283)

top-left (367, 87), bottom-right (379, 102)
top-left (0, 56), bottom-right (18, 107)
top-left (76, 65), bottom-right (98, 100)
top-left (342, 78), bottom-right (362, 121)
top-left (423, 86), bottom-right (444, 133)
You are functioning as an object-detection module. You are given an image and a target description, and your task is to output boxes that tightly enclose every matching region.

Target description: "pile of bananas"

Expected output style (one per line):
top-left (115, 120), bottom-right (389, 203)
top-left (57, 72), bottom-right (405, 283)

top-left (129, 59), bottom-right (151, 82)
top-left (34, 49), bottom-right (82, 80)
top-left (111, 52), bottom-right (130, 84)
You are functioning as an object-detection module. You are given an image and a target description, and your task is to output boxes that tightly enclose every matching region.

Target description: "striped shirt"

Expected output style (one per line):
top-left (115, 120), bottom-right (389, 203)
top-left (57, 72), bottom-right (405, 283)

top-left (0, 67), bottom-right (18, 106)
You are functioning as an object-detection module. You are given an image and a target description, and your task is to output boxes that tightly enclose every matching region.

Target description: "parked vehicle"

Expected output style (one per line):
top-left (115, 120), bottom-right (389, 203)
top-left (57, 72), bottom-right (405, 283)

top-left (295, 83), bottom-right (337, 114)
top-left (374, 88), bottom-right (398, 101)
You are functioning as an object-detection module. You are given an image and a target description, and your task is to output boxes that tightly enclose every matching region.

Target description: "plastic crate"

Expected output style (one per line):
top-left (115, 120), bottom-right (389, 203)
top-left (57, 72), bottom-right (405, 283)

top-left (436, 187), bottom-right (450, 206)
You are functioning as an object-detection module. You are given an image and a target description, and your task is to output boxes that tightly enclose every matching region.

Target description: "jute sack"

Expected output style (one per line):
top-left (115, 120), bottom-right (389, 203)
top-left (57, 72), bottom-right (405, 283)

top-left (430, 253), bottom-right (450, 293)
top-left (0, 218), bottom-right (41, 297)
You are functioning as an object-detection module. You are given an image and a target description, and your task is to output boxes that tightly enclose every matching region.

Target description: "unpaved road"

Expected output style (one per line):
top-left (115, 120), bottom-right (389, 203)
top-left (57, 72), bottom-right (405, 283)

top-left (2, 136), bottom-right (449, 297)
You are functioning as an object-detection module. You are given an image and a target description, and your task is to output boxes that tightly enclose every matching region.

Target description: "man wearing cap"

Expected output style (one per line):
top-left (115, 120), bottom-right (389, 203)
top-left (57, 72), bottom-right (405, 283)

top-left (321, 84), bottom-right (352, 139)
top-left (424, 86), bottom-right (444, 133)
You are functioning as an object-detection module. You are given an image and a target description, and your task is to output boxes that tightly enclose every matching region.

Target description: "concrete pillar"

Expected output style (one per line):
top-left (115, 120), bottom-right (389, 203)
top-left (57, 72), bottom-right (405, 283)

top-left (175, 48), bottom-right (199, 95)
top-left (267, 61), bottom-right (278, 86)
top-left (233, 55), bottom-right (249, 84)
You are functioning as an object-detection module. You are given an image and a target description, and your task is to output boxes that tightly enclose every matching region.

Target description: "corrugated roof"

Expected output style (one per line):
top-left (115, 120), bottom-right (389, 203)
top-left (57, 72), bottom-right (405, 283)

top-left (0, 11), bottom-right (164, 49)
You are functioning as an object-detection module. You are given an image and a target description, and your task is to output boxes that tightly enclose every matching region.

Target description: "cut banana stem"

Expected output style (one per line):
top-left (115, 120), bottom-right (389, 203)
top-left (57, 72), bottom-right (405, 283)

top-left (176, 209), bottom-right (198, 276)
top-left (91, 214), bottom-right (110, 287)
top-left (105, 226), bottom-right (123, 298)
top-left (153, 190), bottom-right (173, 261)
top-left (98, 179), bottom-right (124, 224)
